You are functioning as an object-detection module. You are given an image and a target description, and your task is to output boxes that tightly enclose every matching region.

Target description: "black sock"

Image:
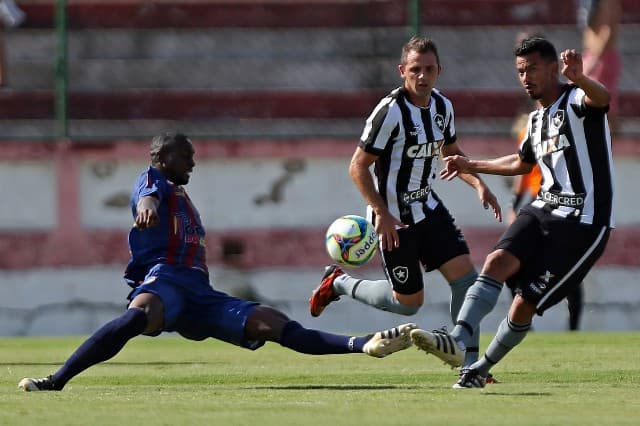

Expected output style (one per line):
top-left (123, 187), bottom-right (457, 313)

top-left (279, 321), bottom-right (367, 355)
top-left (567, 286), bottom-right (583, 331)
top-left (51, 308), bottom-right (148, 389)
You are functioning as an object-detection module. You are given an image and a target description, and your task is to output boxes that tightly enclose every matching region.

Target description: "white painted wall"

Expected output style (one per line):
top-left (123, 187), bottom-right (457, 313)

top-left (0, 156), bottom-right (638, 336)
top-left (78, 156), bottom-right (640, 230)
top-left (0, 162), bottom-right (56, 229)
top-left (0, 265), bottom-right (637, 336)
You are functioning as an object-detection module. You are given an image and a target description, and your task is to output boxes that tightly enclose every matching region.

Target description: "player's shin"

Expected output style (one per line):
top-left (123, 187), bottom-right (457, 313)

top-left (278, 320), bottom-right (367, 354)
top-left (451, 274), bottom-right (503, 346)
top-left (51, 308), bottom-right (148, 389)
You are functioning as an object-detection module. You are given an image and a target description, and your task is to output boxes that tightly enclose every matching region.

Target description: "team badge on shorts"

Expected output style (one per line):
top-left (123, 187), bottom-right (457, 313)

top-left (392, 266), bottom-right (409, 284)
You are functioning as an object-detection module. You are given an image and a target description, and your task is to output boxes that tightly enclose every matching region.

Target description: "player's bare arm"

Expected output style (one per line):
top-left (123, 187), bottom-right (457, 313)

top-left (441, 153), bottom-right (534, 180)
top-left (441, 143), bottom-right (502, 222)
top-left (349, 146), bottom-right (407, 250)
top-left (135, 195), bottom-right (160, 230)
top-left (560, 49), bottom-right (611, 108)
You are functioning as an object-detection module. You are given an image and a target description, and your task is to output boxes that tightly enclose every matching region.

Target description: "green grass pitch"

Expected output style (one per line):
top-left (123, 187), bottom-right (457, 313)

top-left (1, 332), bottom-right (639, 425)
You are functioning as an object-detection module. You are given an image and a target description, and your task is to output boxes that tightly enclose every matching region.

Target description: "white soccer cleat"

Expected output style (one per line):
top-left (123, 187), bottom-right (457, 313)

top-left (18, 376), bottom-right (56, 391)
top-left (410, 328), bottom-right (465, 368)
top-left (363, 323), bottom-right (417, 358)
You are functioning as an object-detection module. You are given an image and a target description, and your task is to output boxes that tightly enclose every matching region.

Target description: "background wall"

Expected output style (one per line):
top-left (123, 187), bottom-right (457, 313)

top-left (0, 142), bottom-right (638, 336)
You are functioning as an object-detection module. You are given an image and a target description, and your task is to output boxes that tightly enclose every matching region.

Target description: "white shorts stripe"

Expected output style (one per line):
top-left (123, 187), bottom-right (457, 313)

top-left (536, 226), bottom-right (607, 309)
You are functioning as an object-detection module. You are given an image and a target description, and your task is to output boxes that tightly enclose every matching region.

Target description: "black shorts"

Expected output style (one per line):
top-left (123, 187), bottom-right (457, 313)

top-left (380, 203), bottom-right (470, 295)
top-left (498, 205), bottom-right (610, 315)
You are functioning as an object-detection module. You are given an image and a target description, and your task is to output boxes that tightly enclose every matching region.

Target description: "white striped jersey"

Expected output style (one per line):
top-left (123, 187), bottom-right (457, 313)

top-left (519, 84), bottom-right (615, 227)
top-left (359, 87), bottom-right (456, 225)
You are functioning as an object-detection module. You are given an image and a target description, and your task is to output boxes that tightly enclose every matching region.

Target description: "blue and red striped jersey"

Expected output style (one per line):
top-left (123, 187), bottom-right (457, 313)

top-left (124, 166), bottom-right (208, 287)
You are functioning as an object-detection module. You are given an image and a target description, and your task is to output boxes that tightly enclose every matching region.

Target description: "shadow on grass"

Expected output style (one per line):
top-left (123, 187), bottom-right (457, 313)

top-left (482, 391), bottom-right (552, 396)
top-left (251, 384), bottom-right (417, 390)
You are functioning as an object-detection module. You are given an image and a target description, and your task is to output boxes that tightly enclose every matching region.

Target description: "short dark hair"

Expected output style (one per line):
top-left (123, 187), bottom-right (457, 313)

top-left (514, 36), bottom-right (558, 63)
top-left (401, 36), bottom-right (440, 66)
top-left (150, 130), bottom-right (190, 163)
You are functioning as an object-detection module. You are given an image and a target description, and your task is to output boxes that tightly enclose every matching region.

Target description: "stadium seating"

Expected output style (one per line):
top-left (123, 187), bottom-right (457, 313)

top-left (1, 0), bottom-right (639, 140)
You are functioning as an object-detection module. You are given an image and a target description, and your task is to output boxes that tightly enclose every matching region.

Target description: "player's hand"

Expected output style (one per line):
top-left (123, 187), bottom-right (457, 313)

top-left (477, 185), bottom-right (502, 222)
top-left (440, 155), bottom-right (471, 181)
top-left (134, 208), bottom-right (159, 230)
top-left (560, 49), bottom-right (584, 84)
top-left (374, 210), bottom-right (407, 251)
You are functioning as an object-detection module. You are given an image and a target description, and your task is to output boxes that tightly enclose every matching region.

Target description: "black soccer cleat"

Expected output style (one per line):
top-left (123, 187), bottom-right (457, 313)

top-left (452, 368), bottom-right (486, 389)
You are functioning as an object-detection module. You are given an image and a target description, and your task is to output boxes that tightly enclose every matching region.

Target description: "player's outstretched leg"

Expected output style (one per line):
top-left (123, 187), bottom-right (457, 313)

top-left (18, 307), bottom-right (148, 391)
top-left (410, 327), bottom-right (465, 368)
top-left (279, 320), bottom-right (417, 358)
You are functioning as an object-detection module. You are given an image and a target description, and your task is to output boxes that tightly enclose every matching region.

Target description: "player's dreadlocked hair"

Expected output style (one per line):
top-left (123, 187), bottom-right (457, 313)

top-left (150, 131), bottom-right (190, 164)
top-left (401, 36), bottom-right (441, 66)
top-left (514, 36), bottom-right (558, 64)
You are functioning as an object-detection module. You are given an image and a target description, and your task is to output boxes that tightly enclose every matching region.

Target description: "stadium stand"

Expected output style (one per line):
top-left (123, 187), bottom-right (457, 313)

top-left (0, 0), bottom-right (639, 141)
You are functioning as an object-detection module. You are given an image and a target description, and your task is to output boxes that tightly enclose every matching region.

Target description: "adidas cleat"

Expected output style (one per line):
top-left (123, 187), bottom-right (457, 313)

top-left (309, 265), bottom-right (343, 317)
top-left (18, 375), bottom-right (58, 392)
top-left (363, 323), bottom-right (417, 358)
top-left (452, 368), bottom-right (486, 389)
top-left (410, 327), bottom-right (465, 368)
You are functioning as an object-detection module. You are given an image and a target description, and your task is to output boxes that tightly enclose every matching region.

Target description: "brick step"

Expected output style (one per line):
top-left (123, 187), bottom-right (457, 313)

top-left (9, 55), bottom-right (640, 91)
top-left (1, 226), bottom-right (638, 269)
top-left (16, 0), bottom-right (640, 29)
top-left (1, 89), bottom-right (638, 120)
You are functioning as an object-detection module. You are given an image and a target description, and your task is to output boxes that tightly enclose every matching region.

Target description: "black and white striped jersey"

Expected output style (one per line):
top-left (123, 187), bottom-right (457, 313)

top-left (359, 87), bottom-right (456, 226)
top-left (519, 84), bottom-right (615, 227)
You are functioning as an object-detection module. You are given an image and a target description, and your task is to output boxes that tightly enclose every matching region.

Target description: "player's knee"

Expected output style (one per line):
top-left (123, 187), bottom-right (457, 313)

top-left (509, 295), bottom-right (536, 323)
top-left (482, 249), bottom-right (520, 281)
top-left (245, 305), bottom-right (289, 341)
top-left (129, 293), bottom-right (163, 333)
top-left (391, 293), bottom-right (422, 315)
top-left (392, 303), bottom-right (421, 316)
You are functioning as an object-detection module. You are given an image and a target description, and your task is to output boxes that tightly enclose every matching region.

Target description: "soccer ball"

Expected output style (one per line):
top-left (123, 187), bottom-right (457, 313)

top-left (325, 215), bottom-right (378, 267)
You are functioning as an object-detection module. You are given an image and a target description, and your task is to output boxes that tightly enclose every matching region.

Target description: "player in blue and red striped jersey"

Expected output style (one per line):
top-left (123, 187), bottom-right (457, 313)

top-left (18, 131), bottom-right (417, 392)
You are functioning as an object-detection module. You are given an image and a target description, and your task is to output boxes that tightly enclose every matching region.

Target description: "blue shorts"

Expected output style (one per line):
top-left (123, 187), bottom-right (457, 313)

top-left (127, 264), bottom-right (263, 350)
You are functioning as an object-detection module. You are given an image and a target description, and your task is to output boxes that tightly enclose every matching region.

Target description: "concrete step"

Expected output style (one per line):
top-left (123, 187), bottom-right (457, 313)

top-left (15, 0), bottom-right (640, 28)
top-left (5, 25), bottom-right (640, 90)
top-left (1, 88), bottom-right (638, 119)
top-left (3, 117), bottom-right (640, 141)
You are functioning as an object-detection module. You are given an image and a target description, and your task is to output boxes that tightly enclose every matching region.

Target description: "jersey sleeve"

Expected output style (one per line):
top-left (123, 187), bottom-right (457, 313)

top-left (442, 96), bottom-right (457, 146)
top-left (358, 96), bottom-right (400, 155)
top-left (569, 85), bottom-right (609, 117)
top-left (130, 168), bottom-right (166, 216)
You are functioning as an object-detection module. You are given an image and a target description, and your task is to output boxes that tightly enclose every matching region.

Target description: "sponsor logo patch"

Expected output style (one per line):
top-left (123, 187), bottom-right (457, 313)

top-left (405, 140), bottom-right (444, 159)
top-left (401, 185), bottom-right (432, 205)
